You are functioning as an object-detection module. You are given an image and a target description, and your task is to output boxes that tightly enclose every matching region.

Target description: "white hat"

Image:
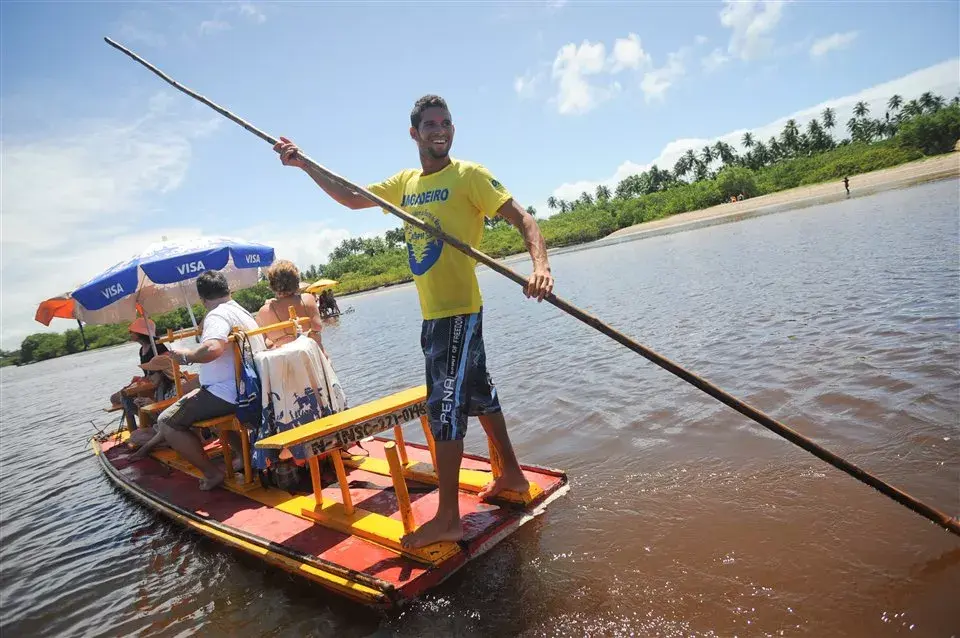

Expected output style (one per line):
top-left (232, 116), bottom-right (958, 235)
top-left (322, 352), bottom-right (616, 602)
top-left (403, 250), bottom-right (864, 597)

top-left (128, 317), bottom-right (157, 337)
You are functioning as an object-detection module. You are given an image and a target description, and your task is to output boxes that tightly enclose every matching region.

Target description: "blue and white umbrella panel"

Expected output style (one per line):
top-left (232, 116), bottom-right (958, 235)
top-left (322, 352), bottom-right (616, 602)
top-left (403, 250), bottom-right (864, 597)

top-left (72, 236), bottom-right (274, 325)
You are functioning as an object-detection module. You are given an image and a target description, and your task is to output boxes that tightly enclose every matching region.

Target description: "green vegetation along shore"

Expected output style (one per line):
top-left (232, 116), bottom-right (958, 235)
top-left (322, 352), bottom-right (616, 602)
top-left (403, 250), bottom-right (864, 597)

top-left (5, 92), bottom-right (958, 367)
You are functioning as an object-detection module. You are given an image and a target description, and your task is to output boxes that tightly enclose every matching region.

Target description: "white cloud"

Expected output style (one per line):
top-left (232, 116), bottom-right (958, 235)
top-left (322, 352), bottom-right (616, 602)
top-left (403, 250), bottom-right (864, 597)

top-left (551, 39), bottom-right (614, 114)
top-left (609, 33), bottom-right (651, 73)
top-left (235, 222), bottom-right (351, 272)
top-left (548, 58), bottom-right (960, 205)
top-left (117, 23), bottom-right (167, 48)
top-left (702, 48), bottom-right (731, 73)
top-left (0, 95), bottom-right (223, 349)
top-left (720, 0), bottom-right (787, 61)
top-left (810, 31), bottom-right (859, 58)
top-left (514, 71), bottom-right (542, 99)
top-left (641, 50), bottom-right (686, 102)
top-left (238, 2), bottom-right (266, 23)
top-left (695, 35), bottom-right (709, 45)
top-left (199, 19), bottom-right (231, 35)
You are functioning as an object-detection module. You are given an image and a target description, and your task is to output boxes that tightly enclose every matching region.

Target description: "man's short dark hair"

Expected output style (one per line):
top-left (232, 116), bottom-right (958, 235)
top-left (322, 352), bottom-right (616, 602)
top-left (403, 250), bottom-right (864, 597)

top-left (196, 270), bottom-right (230, 300)
top-left (410, 94), bottom-right (449, 129)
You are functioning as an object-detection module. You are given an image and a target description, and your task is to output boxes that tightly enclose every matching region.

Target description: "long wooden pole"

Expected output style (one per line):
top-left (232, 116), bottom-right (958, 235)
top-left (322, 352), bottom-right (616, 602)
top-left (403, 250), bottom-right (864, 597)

top-left (103, 37), bottom-right (960, 538)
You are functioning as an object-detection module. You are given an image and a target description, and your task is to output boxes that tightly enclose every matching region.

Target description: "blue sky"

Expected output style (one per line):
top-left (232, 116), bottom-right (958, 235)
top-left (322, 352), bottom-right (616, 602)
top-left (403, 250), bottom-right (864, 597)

top-left (2, 0), bottom-right (959, 348)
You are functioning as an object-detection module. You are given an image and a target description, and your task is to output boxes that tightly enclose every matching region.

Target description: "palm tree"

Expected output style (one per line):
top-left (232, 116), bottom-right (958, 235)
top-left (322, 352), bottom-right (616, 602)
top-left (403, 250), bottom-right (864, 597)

top-left (714, 140), bottom-right (737, 166)
top-left (846, 117), bottom-right (860, 141)
top-left (595, 185), bottom-right (611, 202)
top-left (768, 137), bottom-right (783, 162)
top-left (822, 107), bottom-right (836, 131)
top-left (888, 94), bottom-right (903, 112)
top-left (952, 95), bottom-right (960, 107)
top-left (683, 149), bottom-right (697, 172)
top-left (752, 141), bottom-right (769, 168)
top-left (853, 101), bottom-right (870, 118)
top-left (742, 131), bottom-right (755, 149)
top-left (674, 155), bottom-right (691, 181)
top-left (578, 191), bottom-right (594, 207)
top-left (919, 92), bottom-right (936, 113)
top-left (559, 200), bottom-right (569, 213)
top-left (701, 145), bottom-right (714, 167)
top-left (546, 196), bottom-right (558, 211)
top-left (902, 99), bottom-right (923, 118)
top-left (526, 205), bottom-right (537, 217)
top-left (805, 119), bottom-right (831, 153)
top-left (693, 161), bottom-right (708, 182)
top-left (780, 119), bottom-right (800, 156)
top-left (931, 95), bottom-right (946, 112)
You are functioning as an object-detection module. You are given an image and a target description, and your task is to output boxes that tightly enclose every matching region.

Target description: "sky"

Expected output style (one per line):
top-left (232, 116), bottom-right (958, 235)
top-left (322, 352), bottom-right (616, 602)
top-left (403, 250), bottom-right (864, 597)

top-left (2, 0), bottom-right (959, 349)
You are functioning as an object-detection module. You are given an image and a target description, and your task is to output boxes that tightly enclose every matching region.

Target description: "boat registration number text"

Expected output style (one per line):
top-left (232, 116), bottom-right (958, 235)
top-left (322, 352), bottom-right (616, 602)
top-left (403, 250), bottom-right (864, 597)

top-left (307, 401), bottom-right (427, 457)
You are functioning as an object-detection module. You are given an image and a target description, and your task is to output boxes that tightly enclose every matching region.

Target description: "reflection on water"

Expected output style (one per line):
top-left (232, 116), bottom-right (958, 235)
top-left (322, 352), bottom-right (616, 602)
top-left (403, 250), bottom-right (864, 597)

top-left (2, 179), bottom-right (958, 637)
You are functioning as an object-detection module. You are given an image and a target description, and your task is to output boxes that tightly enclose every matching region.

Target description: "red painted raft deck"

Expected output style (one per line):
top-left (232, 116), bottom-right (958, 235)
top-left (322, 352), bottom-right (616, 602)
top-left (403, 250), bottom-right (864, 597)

top-left (94, 435), bottom-right (568, 608)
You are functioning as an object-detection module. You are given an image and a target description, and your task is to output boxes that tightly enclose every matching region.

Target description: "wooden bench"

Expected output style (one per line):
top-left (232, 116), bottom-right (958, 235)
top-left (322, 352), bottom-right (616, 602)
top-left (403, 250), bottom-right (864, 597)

top-left (255, 384), bottom-right (543, 564)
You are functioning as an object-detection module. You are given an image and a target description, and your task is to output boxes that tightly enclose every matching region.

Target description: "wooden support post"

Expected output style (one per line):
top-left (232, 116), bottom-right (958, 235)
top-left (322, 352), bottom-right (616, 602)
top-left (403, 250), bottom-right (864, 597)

top-left (331, 452), bottom-right (354, 516)
top-left (487, 437), bottom-right (503, 480)
top-left (393, 425), bottom-right (409, 465)
top-left (308, 455), bottom-right (324, 508)
top-left (419, 415), bottom-right (438, 470)
top-left (384, 442), bottom-right (415, 534)
top-left (221, 428), bottom-right (236, 482)
top-left (240, 426), bottom-right (253, 485)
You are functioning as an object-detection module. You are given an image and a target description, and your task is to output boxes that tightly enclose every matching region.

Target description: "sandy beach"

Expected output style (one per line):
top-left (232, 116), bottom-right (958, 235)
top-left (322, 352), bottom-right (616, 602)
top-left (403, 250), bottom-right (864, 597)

top-left (597, 152), bottom-right (960, 247)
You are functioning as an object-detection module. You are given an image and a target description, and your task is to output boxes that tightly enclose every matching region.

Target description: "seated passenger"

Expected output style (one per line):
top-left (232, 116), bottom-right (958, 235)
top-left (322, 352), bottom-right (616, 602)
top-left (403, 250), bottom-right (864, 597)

top-left (131, 270), bottom-right (266, 491)
top-left (110, 318), bottom-right (170, 430)
top-left (255, 260), bottom-right (330, 361)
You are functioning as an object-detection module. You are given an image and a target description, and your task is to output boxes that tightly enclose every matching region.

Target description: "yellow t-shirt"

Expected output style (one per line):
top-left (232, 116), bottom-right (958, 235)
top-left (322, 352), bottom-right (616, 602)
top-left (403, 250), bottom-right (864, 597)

top-left (367, 158), bottom-right (512, 320)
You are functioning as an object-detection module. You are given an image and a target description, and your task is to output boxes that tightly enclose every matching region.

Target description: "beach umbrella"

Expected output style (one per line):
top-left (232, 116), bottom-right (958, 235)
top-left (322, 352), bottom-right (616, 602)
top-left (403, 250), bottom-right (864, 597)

top-left (35, 294), bottom-right (87, 350)
top-left (301, 279), bottom-right (339, 295)
top-left (71, 236), bottom-right (274, 327)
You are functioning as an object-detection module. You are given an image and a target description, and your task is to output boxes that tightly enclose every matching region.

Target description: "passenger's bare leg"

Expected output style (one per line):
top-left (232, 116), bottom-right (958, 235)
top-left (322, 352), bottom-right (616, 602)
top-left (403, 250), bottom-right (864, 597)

top-left (400, 439), bottom-right (464, 549)
top-left (129, 430), bottom-right (165, 461)
top-left (477, 411), bottom-right (529, 499)
top-left (160, 422), bottom-right (224, 490)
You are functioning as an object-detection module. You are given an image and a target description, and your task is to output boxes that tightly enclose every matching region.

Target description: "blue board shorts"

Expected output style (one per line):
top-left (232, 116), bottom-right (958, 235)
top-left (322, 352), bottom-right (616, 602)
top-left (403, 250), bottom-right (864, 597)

top-left (421, 308), bottom-right (502, 442)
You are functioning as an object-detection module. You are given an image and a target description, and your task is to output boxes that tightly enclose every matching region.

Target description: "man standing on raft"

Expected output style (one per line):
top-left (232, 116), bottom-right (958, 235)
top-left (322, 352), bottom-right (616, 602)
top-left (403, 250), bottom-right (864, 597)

top-left (274, 94), bottom-right (554, 548)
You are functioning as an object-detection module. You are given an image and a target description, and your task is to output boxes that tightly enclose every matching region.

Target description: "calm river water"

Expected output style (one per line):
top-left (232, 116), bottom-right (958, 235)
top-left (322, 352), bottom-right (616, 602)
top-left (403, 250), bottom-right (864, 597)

top-left (2, 179), bottom-right (958, 637)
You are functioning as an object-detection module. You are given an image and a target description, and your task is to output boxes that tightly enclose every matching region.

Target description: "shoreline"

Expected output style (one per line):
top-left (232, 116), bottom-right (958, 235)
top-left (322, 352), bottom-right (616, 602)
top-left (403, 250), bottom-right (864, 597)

top-left (594, 152), bottom-right (960, 247)
top-left (334, 153), bottom-right (960, 302)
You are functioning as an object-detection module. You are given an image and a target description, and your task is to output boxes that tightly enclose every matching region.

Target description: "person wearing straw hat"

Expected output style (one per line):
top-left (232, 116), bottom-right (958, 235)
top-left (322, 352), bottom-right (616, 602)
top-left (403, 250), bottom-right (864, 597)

top-left (274, 94), bottom-right (554, 549)
top-left (110, 317), bottom-right (170, 429)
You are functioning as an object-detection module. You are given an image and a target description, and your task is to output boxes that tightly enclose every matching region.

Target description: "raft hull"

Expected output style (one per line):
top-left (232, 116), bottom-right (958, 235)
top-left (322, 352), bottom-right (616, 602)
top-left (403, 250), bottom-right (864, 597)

top-left (92, 434), bottom-right (568, 608)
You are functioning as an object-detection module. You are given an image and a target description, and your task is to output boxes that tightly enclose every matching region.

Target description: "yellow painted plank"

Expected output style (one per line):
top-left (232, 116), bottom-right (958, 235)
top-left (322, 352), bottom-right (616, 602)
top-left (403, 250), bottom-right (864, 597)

top-left (344, 456), bottom-right (545, 505)
top-left (256, 385), bottom-right (427, 450)
top-left (300, 499), bottom-right (460, 566)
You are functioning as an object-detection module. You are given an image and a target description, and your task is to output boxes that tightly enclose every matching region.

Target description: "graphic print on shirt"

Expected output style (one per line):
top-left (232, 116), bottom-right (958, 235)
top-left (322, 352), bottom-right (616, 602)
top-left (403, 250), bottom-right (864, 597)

top-left (405, 209), bottom-right (443, 276)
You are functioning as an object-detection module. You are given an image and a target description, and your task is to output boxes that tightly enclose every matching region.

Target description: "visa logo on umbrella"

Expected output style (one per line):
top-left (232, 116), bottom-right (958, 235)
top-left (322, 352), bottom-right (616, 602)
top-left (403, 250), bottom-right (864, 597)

top-left (245, 254), bottom-right (261, 264)
top-left (176, 260), bottom-right (206, 275)
top-left (101, 283), bottom-right (125, 299)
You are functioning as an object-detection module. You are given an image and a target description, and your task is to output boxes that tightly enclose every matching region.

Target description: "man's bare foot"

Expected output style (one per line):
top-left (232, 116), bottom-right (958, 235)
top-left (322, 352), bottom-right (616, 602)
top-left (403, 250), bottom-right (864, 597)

top-left (199, 471), bottom-right (225, 491)
top-left (399, 515), bottom-right (463, 549)
top-left (478, 472), bottom-right (530, 501)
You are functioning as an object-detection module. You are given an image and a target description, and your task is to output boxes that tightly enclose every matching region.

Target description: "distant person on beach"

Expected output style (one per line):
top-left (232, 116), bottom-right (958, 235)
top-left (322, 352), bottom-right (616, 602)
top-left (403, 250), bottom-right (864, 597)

top-left (273, 94), bottom-right (554, 549)
top-left (843, 176), bottom-right (850, 195)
